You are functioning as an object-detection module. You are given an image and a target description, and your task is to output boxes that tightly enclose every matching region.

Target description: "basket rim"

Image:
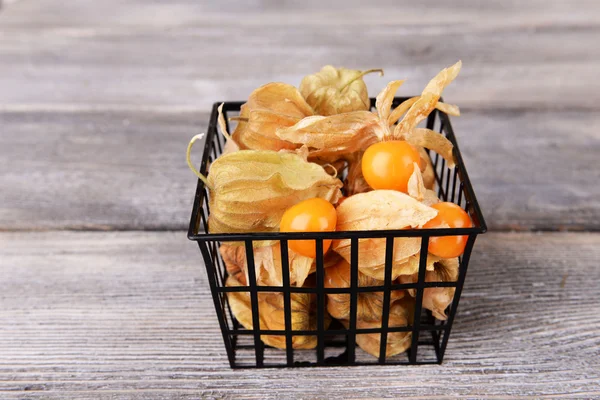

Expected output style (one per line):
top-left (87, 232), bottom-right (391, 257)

top-left (187, 98), bottom-right (487, 242)
top-left (188, 226), bottom-right (485, 242)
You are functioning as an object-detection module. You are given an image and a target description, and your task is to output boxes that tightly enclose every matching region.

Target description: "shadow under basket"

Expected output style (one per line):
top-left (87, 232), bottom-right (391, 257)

top-left (188, 98), bottom-right (487, 368)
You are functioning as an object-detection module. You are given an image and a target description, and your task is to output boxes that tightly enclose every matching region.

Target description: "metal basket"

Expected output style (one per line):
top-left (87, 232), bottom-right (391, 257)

top-left (188, 98), bottom-right (486, 368)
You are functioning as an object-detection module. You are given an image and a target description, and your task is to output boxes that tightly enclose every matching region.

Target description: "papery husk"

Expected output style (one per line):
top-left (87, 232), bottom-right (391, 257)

top-left (394, 61), bottom-right (462, 137)
top-left (273, 64), bottom-right (459, 169)
top-left (327, 159), bottom-right (348, 180)
top-left (388, 96), bottom-right (419, 127)
top-left (376, 80), bottom-right (405, 127)
top-left (215, 105), bottom-right (239, 157)
top-left (300, 66), bottom-right (383, 116)
top-left (219, 243), bottom-right (340, 288)
top-left (344, 152), bottom-right (372, 196)
top-left (407, 162), bottom-right (426, 202)
top-left (222, 139), bottom-right (240, 156)
top-left (278, 144), bottom-right (310, 162)
top-left (385, 62), bottom-right (461, 169)
top-left (404, 128), bottom-right (456, 169)
top-left (418, 147), bottom-right (436, 190)
top-left (333, 237), bottom-right (422, 281)
top-left (247, 82), bottom-right (315, 117)
top-left (395, 253), bottom-right (444, 275)
top-left (206, 150), bottom-right (343, 234)
top-left (344, 297), bottom-right (415, 358)
top-left (275, 111), bottom-right (384, 161)
top-left (335, 190), bottom-right (438, 231)
top-left (435, 102), bottom-right (460, 117)
top-left (371, 77), bottom-right (460, 176)
top-left (231, 83), bottom-right (314, 151)
top-left (398, 257), bottom-right (459, 320)
top-left (324, 258), bottom-right (404, 321)
top-left (226, 275), bottom-right (326, 349)
top-left (217, 103), bottom-right (234, 144)
top-left (375, 80), bottom-right (405, 139)
top-left (422, 190), bottom-right (441, 206)
top-left (241, 109), bottom-right (302, 151)
top-left (268, 244), bottom-right (313, 288)
top-left (222, 243), bottom-right (249, 285)
top-left (408, 161), bottom-right (439, 205)
top-left (332, 190), bottom-right (438, 280)
top-left (387, 96), bottom-right (460, 127)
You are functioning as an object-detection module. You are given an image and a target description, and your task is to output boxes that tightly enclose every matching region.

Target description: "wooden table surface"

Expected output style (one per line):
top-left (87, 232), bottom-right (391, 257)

top-left (1, 1), bottom-right (599, 398)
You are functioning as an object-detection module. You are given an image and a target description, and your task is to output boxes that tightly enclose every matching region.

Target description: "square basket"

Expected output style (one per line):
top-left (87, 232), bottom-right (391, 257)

top-left (188, 98), bottom-right (486, 368)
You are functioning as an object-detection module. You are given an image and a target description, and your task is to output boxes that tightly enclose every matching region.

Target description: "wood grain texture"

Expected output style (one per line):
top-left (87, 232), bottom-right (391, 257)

top-left (1, 109), bottom-right (598, 231)
top-left (0, 110), bottom-right (203, 231)
top-left (1, 0), bottom-right (599, 398)
top-left (0, 231), bottom-right (599, 399)
top-left (0, 0), bottom-right (599, 111)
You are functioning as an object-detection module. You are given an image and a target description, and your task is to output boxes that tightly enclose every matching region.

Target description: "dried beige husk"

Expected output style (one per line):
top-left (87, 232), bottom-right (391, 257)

top-left (275, 111), bottom-right (384, 161)
top-left (215, 104), bottom-right (241, 155)
top-left (241, 109), bottom-right (302, 151)
top-left (394, 61), bottom-right (462, 137)
top-left (375, 79), bottom-right (458, 135)
top-left (374, 80), bottom-right (405, 139)
top-left (327, 158), bottom-right (348, 180)
top-left (300, 66), bottom-right (383, 116)
top-left (222, 245), bottom-right (249, 286)
top-left (387, 96), bottom-right (460, 128)
top-left (220, 242), bottom-right (332, 288)
top-left (372, 80), bottom-right (452, 185)
top-left (222, 139), bottom-right (240, 156)
top-left (347, 297), bottom-right (415, 358)
top-left (271, 79), bottom-right (397, 165)
top-left (186, 149), bottom-right (343, 234)
top-left (386, 62), bottom-right (461, 169)
top-left (333, 237), bottom-right (422, 281)
top-left (407, 162), bottom-right (426, 202)
top-left (407, 162), bottom-right (439, 205)
top-left (418, 147), bottom-right (436, 190)
top-left (395, 253), bottom-right (444, 275)
top-left (276, 74), bottom-right (394, 165)
top-left (398, 257), bottom-right (459, 320)
top-left (421, 190), bottom-right (441, 206)
top-left (377, 80), bottom-right (404, 121)
top-left (324, 258), bottom-right (404, 321)
top-left (335, 190), bottom-right (438, 232)
top-left (435, 101), bottom-right (461, 117)
top-left (404, 128), bottom-right (456, 168)
top-left (226, 275), bottom-right (324, 349)
top-left (344, 152), bottom-right (372, 196)
top-left (247, 83), bottom-right (314, 117)
top-left (273, 63), bottom-right (461, 172)
top-left (231, 83), bottom-right (314, 151)
top-left (332, 190), bottom-right (438, 280)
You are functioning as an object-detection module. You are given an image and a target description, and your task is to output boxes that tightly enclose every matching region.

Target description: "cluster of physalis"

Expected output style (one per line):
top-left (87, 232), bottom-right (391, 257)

top-left (187, 62), bottom-right (472, 357)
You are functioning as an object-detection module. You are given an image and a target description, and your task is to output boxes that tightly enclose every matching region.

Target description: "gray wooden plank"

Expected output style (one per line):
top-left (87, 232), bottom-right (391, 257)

top-left (452, 110), bottom-right (600, 231)
top-left (2, 0), bottom-right (598, 32)
top-left (0, 0), bottom-right (599, 111)
top-left (1, 109), bottom-right (598, 231)
top-left (0, 231), bottom-right (598, 398)
top-left (0, 110), bottom-right (202, 231)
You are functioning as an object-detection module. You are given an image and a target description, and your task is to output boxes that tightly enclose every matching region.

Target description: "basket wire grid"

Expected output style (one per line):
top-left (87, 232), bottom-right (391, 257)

top-left (188, 98), bottom-right (487, 368)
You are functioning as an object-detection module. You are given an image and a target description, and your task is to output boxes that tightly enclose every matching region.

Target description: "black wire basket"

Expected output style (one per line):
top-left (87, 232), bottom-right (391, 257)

top-left (188, 98), bottom-right (486, 368)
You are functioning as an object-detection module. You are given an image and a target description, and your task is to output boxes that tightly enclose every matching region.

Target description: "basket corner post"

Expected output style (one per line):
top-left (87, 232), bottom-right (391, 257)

top-left (438, 233), bottom-right (479, 361)
top-left (196, 240), bottom-right (237, 368)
